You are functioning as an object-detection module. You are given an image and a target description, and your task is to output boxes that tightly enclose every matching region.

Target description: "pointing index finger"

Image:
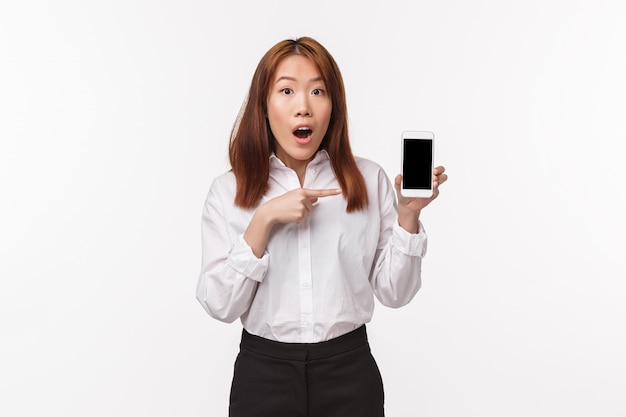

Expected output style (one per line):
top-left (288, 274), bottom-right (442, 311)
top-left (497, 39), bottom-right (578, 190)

top-left (303, 188), bottom-right (342, 198)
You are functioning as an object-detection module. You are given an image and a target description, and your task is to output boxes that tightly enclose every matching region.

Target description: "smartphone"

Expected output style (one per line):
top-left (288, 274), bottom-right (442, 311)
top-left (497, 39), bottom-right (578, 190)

top-left (401, 131), bottom-right (434, 198)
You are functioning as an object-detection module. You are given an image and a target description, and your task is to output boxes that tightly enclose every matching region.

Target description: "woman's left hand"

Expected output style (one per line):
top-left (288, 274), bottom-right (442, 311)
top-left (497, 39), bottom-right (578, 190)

top-left (394, 166), bottom-right (448, 233)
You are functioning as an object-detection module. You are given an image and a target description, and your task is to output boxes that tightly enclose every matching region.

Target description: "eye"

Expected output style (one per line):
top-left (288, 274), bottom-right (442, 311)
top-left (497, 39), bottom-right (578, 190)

top-left (280, 88), bottom-right (294, 95)
top-left (311, 88), bottom-right (325, 96)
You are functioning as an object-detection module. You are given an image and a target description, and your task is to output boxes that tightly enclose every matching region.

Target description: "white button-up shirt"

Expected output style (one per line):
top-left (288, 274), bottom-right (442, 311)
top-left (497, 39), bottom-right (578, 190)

top-left (196, 151), bottom-right (427, 343)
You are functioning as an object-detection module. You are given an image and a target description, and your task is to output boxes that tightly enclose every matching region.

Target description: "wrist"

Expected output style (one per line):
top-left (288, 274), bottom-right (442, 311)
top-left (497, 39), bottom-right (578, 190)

top-left (244, 204), bottom-right (275, 258)
top-left (397, 208), bottom-right (421, 234)
top-left (254, 203), bottom-right (277, 228)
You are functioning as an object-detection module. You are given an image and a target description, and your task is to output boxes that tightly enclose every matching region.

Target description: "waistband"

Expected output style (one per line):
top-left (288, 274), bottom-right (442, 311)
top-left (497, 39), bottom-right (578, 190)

top-left (240, 325), bottom-right (369, 362)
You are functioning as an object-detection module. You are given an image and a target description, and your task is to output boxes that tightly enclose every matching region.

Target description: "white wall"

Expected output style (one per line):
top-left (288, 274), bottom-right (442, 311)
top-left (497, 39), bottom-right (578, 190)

top-left (1, 0), bottom-right (625, 416)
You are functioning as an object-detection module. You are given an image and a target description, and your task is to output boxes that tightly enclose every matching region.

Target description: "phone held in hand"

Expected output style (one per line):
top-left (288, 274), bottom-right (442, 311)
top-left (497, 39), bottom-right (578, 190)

top-left (400, 131), bottom-right (434, 198)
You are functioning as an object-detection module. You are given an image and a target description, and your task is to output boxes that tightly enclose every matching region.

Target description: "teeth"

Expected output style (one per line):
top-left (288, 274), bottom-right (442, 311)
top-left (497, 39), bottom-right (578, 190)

top-left (297, 127), bottom-right (310, 131)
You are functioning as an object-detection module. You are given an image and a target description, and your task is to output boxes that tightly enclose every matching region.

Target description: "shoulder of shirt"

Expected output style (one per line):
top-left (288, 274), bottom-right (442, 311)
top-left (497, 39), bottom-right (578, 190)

top-left (206, 170), bottom-right (237, 202)
top-left (354, 156), bottom-right (386, 177)
top-left (353, 156), bottom-right (393, 196)
top-left (212, 169), bottom-right (236, 184)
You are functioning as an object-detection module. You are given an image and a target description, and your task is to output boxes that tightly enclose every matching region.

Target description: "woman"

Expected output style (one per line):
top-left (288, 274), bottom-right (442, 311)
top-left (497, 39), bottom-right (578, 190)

top-left (197, 36), bottom-right (447, 417)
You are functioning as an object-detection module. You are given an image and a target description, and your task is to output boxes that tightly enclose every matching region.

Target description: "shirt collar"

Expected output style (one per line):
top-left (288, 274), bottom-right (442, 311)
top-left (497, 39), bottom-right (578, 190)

top-left (269, 149), bottom-right (330, 169)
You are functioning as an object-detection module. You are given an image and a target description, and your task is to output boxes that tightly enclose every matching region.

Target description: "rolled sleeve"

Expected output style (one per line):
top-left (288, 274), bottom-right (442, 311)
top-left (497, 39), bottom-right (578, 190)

top-left (227, 235), bottom-right (269, 282)
top-left (391, 221), bottom-right (428, 258)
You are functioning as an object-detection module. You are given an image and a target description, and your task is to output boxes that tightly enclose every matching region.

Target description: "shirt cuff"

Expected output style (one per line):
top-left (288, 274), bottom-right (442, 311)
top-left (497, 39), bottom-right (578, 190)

top-left (392, 221), bottom-right (428, 257)
top-left (226, 235), bottom-right (269, 282)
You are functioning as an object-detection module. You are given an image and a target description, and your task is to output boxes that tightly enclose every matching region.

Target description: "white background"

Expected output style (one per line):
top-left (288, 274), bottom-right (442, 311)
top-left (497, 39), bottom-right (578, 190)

top-left (1, 0), bottom-right (625, 416)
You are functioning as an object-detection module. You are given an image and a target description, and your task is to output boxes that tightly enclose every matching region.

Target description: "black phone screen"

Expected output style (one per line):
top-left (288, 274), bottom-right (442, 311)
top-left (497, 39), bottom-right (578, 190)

top-left (403, 139), bottom-right (432, 189)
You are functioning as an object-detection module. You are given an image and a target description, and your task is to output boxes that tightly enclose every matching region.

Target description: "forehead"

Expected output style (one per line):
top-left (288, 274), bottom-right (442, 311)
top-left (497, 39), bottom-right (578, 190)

top-left (273, 55), bottom-right (322, 81)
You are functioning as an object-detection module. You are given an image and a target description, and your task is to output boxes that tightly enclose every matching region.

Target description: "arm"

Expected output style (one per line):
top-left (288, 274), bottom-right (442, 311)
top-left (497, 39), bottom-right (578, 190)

top-left (369, 212), bottom-right (427, 308)
top-left (196, 181), bottom-right (268, 323)
top-left (369, 166), bottom-right (447, 307)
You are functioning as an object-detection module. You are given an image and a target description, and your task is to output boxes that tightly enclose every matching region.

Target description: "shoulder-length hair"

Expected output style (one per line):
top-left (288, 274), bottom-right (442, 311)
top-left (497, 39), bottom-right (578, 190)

top-left (228, 37), bottom-right (368, 212)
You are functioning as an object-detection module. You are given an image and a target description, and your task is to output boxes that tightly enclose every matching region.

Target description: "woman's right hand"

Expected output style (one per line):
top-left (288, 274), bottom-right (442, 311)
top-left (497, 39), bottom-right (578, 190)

top-left (261, 188), bottom-right (342, 225)
top-left (244, 188), bottom-right (341, 257)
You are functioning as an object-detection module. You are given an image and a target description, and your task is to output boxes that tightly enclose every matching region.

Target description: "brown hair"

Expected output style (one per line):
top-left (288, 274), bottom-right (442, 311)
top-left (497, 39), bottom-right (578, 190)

top-left (228, 37), bottom-right (368, 211)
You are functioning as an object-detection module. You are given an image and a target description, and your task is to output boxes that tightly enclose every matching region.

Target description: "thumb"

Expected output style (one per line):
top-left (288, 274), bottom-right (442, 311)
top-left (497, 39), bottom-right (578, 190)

top-left (394, 174), bottom-right (402, 192)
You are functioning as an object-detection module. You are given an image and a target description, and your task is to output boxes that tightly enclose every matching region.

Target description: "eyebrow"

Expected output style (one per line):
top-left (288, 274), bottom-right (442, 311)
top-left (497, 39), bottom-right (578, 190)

top-left (275, 76), bottom-right (323, 84)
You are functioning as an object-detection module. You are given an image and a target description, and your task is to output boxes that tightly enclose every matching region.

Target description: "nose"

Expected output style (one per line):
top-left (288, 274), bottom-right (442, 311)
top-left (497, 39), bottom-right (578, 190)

top-left (295, 94), bottom-right (311, 117)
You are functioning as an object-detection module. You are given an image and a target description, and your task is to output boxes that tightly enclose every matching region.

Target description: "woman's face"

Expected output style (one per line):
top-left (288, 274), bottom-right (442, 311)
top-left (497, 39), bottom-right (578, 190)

top-left (266, 55), bottom-right (332, 172)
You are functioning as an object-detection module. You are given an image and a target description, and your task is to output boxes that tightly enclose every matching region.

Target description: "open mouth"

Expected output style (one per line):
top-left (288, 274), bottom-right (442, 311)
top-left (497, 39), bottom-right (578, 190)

top-left (293, 127), bottom-right (313, 139)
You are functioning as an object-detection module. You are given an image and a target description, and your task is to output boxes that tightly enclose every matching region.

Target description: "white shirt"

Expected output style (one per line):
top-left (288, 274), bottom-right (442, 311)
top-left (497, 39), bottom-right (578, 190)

top-left (196, 150), bottom-right (427, 343)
